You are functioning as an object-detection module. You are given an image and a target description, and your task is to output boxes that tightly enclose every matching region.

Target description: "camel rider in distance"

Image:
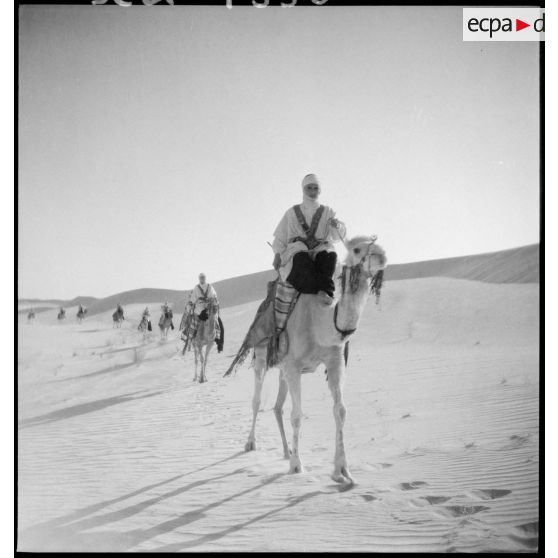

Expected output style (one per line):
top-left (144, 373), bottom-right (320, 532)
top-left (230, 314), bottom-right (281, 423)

top-left (142, 306), bottom-right (152, 331)
top-left (188, 273), bottom-right (224, 352)
top-left (188, 274), bottom-right (219, 322)
top-left (272, 173), bottom-right (346, 305)
top-left (161, 300), bottom-right (174, 330)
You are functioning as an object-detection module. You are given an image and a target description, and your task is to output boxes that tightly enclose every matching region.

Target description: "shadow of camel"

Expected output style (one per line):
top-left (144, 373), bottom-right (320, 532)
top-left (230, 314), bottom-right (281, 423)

top-left (18, 391), bottom-right (163, 429)
top-left (19, 458), bottom-right (292, 552)
top-left (51, 362), bottom-right (136, 383)
top-left (22, 451), bottom-right (246, 528)
top-left (150, 489), bottom-right (325, 552)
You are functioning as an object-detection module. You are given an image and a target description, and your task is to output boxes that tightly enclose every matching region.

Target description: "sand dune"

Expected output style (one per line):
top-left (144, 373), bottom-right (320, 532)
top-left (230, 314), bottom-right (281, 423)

top-left (385, 244), bottom-right (539, 284)
top-left (17, 275), bottom-right (539, 552)
top-left (18, 244), bottom-right (539, 317)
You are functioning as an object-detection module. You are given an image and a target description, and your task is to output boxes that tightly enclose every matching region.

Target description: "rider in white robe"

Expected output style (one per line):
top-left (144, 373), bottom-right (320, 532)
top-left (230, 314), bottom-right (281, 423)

top-left (188, 274), bottom-right (219, 317)
top-left (272, 174), bottom-right (345, 299)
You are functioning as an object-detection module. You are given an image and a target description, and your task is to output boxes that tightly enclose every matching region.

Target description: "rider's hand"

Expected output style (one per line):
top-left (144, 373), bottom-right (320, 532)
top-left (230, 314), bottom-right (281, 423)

top-left (273, 253), bottom-right (282, 271)
top-left (329, 218), bottom-right (340, 229)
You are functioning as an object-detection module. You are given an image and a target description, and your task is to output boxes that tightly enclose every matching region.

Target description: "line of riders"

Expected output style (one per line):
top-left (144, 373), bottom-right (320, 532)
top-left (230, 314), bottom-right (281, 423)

top-left (29, 175), bottom-right (384, 374)
top-left (107, 273), bottom-right (225, 350)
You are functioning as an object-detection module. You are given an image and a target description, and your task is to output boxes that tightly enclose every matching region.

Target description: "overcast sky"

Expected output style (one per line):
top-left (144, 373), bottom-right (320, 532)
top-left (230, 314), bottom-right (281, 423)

top-left (19, 5), bottom-right (540, 299)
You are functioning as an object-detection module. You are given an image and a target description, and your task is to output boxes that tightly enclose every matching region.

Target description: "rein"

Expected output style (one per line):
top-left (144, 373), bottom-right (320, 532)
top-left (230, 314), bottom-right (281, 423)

top-left (333, 303), bottom-right (357, 340)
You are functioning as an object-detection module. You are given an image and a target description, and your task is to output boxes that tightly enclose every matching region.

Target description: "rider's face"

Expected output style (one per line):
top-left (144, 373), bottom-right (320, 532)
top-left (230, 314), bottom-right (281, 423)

top-left (304, 184), bottom-right (320, 199)
top-left (199, 275), bottom-right (206, 284)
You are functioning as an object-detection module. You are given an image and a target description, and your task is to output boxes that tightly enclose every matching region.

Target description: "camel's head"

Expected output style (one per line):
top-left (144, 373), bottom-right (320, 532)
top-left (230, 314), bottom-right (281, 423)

top-left (345, 235), bottom-right (387, 277)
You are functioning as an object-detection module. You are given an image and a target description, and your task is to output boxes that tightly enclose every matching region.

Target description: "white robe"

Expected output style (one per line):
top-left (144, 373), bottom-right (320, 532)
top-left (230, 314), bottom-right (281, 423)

top-left (188, 283), bottom-right (219, 315)
top-left (272, 198), bottom-right (342, 282)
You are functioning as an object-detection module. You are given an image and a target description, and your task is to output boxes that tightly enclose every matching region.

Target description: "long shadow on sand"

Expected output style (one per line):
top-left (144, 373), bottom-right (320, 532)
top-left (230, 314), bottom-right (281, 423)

top-left (18, 391), bottom-right (163, 429)
top-left (51, 362), bottom-right (136, 383)
top-left (18, 454), bottom-right (293, 552)
top-left (149, 488), bottom-right (325, 552)
top-left (21, 451), bottom-right (245, 535)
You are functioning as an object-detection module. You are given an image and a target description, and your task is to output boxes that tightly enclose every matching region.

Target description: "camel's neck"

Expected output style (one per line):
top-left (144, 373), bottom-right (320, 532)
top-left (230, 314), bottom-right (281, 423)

top-left (332, 266), bottom-right (370, 337)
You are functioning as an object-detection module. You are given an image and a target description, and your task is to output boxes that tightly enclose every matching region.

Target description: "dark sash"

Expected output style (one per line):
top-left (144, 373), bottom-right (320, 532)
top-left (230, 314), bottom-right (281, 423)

top-left (197, 284), bottom-right (210, 301)
top-left (292, 204), bottom-right (325, 249)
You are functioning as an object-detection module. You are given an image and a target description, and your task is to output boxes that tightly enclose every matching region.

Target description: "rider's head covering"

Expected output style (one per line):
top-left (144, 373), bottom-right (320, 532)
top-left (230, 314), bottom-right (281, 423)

top-left (302, 173), bottom-right (321, 205)
top-left (302, 174), bottom-right (320, 189)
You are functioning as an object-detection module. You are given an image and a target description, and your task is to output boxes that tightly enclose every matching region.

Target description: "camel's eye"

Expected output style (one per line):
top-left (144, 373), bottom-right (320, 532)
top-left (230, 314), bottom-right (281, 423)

top-left (353, 247), bottom-right (361, 255)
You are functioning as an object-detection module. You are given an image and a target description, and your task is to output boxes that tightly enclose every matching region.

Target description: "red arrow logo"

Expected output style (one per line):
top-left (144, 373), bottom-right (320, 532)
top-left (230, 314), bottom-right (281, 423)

top-left (516, 19), bottom-right (530, 31)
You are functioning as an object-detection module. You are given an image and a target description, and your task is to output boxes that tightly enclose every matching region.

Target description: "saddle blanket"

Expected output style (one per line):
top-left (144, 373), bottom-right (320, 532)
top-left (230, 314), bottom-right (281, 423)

top-left (274, 279), bottom-right (298, 333)
top-left (226, 278), bottom-right (300, 375)
top-left (181, 312), bottom-right (221, 352)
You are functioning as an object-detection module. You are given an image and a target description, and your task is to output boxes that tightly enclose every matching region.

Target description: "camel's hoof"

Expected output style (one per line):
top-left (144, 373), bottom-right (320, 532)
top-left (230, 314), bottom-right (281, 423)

top-left (199, 378), bottom-right (207, 384)
top-left (331, 468), bottom-right (355, 485)
top-left (245, 440), bottom-right (256, 452)
top-left (283, 451), bottom-right (290, 460)
top-left (289, 459), bottom-right (304, 474)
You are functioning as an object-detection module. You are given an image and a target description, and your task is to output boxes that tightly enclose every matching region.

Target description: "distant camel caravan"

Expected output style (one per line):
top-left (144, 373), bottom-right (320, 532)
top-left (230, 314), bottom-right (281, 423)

top-left (57, 308), bottom-right (66, 321)
top-left (76, 305), bottom-right (88, 324)
top-left (226, 236), bottom-right (387, 484)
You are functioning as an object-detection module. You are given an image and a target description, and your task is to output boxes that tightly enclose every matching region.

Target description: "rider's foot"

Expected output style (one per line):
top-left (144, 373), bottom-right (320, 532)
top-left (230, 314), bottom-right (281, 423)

top-left (317, 290), bottom-right (334, 306)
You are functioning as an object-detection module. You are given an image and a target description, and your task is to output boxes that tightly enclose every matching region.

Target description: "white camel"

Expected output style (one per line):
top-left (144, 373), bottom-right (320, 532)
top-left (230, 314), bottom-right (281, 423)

top-left (227, 236), bottom-right (386, 485)
top-left (193, 299), bottom-right (219, 383)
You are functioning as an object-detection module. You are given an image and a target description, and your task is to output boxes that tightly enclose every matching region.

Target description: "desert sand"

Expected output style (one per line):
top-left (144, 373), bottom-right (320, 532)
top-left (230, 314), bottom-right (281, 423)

top-left (18, 272), bottom-right (539, 552)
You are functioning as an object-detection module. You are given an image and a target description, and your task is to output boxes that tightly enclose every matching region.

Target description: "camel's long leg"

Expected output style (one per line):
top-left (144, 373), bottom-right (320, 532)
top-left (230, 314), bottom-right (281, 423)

top-left (285, 367), bottom-right (303, 474)
top-left (200, 341), bottom-right (213, 383)
top-left (325, 350), bottom-right (353, 484)
top-left (274, 369), bottom-right (290, 460)
top-left (198, 346), bottom-right (206, 383)
top-left (193, 345), bottom-right (199, 382)
top-left (245, 349), bottom-right (267, 452)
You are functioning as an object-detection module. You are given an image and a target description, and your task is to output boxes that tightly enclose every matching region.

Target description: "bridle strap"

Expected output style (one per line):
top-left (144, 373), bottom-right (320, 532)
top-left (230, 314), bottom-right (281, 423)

top-left (334, 240), bottom-right (384, 337)
top-left (333, 302), bottom-right (357, 340)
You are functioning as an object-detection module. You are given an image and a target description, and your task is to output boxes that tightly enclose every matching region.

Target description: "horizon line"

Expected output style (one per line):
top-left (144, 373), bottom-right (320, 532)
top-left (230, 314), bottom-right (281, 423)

top-left (18, 242), bottom-right (539, 302)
